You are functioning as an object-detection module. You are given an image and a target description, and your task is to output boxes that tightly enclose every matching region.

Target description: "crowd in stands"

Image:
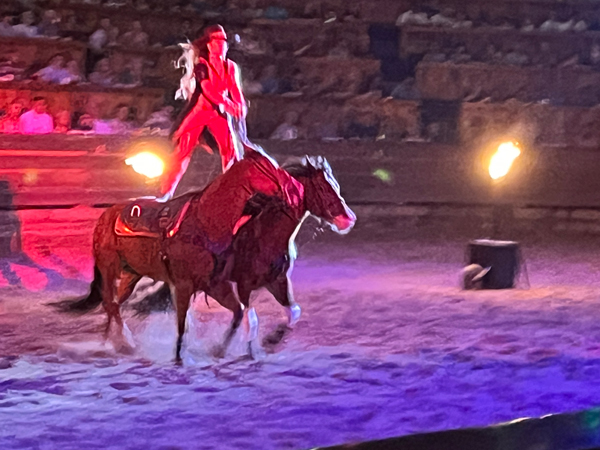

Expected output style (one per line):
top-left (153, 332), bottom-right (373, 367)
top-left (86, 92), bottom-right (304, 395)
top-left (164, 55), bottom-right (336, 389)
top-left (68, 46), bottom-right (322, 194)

top-left (0, 96), bottom-right (174, 136)
top-left (3, 0), bottom-right (600, 144)
top-left (396, 7), bottom-right (593, 33)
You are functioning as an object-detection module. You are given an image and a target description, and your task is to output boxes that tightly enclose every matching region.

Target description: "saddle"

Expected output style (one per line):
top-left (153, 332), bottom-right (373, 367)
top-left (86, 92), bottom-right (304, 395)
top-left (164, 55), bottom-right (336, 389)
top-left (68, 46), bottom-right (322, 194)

top-left (114, 193), bottom-right (195, 239)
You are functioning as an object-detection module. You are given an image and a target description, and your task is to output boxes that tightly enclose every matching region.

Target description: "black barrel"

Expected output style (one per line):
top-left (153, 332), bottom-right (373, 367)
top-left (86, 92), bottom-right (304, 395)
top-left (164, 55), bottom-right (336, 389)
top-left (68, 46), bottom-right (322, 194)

top-left (467, 239), bottom-right (520, 289)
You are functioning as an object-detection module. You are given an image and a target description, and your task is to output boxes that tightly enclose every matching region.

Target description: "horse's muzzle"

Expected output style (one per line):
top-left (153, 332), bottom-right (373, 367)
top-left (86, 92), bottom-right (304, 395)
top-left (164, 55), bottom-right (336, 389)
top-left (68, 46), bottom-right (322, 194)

top-left (332, 208), bottom-right (356, 235)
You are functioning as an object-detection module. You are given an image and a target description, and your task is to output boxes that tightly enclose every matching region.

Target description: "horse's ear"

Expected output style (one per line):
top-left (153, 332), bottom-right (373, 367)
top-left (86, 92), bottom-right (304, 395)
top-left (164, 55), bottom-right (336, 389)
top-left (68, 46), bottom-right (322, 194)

top-left (303, 155), bottom-right (317, 171)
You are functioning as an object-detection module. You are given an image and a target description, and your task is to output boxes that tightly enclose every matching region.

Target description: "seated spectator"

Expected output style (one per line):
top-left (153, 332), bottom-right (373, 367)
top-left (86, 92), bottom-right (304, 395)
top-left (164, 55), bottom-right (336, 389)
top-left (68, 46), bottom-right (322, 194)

top-left (19, 97), bottom-right (53, 134)
top-left (422, 43), bottom-right (447, 63)
top-left (54, 110), bottom-right (71, 133)
top-left (452, 12), bottom-right (473, 29)
top-left (391, 77), bottom-right (421, 100)
top-left (89, 18), bottom-right (112, 53)
top-left (0, 15), bottom-right (16, 37)
top-left (0, 99), bottom-right (25, 133)
top-left (484, 44), bottom-right (504, 64)
top-left (94, 104), bottom-right (134, 134)
top-left (140, 105), bottom-right (174, 135)
top-left (89, 58), bottom-right (114, 87)
top-left (12, 11), bottom-right (38, 38)
top-left (532, 42), bottom-right (558, 67)
top-left (574, 18), bottom-right (589, 32)
top-left (396, 9), bottom-right (429, 27)
top-left (37, 10), bottom-right (60, 38)
top-left (242, 68), bottom-right (263, 95)
top-left (270, 111), bottom-right (301, 141)
top-left (0, 50), bottom-right (27, 81)
top-left (120, 20), bottom-right (149, 48)
top-left (520, 19), bottom-right (535, 32)
top-left (135, 0), bottom-right (150, 12)
top-left (590, 43), bottom-right (600, 70)
top-left (450, 46), bottom-right (472, 64)
top-left (236, 28), bottom-right (270, 56)
top-left (259, 65), bottom-right (280, 94)
top-left (65, 60), bottom-right (84, 83)
top-left (263, 5), bottom-right (289, 20)
top-left (540, 13), bottom-right (564, 32)
top-left (32, 54), bottom-right (71, 84)
top-left (430, 8), bottom-right (457, 27)
top-left (107, 26), bottom-right (120, 47)
top-left (503, 46), bottom-right (530, 66)
top-left (328, 41), bottom-right (351, 59)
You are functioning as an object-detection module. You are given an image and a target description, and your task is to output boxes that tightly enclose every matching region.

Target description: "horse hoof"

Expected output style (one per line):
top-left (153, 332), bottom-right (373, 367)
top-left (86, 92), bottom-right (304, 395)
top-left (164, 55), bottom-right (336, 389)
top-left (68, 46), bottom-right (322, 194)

top-left (211, 345), bottom-right (226, 359)
top-left (287, 304), bottom-right (301, 327)
top-left (262, 324), bottom-right (290, 347)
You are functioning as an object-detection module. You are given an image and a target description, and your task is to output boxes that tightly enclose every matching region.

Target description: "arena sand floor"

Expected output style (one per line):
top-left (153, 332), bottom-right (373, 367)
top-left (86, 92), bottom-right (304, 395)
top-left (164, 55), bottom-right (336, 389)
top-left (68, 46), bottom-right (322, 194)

top-left (2, 213), bottom-right (600, 449)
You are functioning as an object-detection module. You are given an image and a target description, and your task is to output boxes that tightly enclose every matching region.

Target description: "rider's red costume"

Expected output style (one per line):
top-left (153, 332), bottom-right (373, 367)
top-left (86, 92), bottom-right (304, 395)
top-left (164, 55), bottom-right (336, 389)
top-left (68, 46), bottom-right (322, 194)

top-left (161, 25), bottom-right (247, 197)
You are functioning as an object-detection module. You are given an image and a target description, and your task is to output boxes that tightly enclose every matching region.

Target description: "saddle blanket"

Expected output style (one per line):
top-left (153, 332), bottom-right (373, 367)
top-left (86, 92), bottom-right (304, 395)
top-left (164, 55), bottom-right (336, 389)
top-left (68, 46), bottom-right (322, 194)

top-left (114, 194), bottom-right (194, 239)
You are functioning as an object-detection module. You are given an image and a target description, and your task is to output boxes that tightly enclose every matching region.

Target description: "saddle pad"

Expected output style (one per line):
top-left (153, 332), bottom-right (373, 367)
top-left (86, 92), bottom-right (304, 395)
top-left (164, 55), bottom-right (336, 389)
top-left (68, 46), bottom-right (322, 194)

top-left (114, 194), bottom-right (194, 238)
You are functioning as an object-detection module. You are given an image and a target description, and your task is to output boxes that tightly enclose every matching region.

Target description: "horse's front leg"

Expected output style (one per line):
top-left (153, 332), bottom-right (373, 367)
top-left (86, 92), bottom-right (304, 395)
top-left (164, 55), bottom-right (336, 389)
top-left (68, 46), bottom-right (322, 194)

top-left (263, 273), bottom-right (301, 348)
top-left (206, 280), bottom-right (244, 359)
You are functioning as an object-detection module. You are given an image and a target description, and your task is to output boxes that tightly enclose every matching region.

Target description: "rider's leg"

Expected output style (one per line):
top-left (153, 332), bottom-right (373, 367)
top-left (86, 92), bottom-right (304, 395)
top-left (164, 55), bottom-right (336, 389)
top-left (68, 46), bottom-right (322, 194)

top-left (207, 115), bottom-right (241, 172)
top-left (161, 108), bottom-right (211, 198)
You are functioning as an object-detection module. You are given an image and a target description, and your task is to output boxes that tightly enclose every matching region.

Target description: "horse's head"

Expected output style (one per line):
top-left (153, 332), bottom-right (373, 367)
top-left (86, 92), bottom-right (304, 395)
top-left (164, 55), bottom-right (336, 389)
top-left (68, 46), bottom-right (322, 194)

top-left (284, 156), bottom-right (356, 234)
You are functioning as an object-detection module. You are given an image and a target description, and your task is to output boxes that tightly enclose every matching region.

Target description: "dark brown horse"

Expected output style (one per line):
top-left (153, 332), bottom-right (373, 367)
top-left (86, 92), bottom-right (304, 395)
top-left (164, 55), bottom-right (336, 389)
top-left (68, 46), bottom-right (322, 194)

top-left (60, 153), bottom-right (353, 361)
top-left (219, 156), bottom-right (356, 352)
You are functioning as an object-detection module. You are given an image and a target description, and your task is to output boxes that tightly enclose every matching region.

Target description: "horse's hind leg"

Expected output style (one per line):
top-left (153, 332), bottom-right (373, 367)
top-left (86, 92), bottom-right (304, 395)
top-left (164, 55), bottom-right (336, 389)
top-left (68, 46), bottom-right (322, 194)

top-left (112, 271), bottom-right (142, 350)
top-left (173, 281), bottom-right (194, 364)
top-left (207, 281), bottom-right (244, 359)
top-left (100, 264), bottom-right (119, 340)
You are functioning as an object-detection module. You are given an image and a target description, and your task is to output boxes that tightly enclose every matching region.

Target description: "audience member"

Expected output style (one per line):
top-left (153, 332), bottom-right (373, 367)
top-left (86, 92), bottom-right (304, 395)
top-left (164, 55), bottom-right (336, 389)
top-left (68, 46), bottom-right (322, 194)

top-left (120, 20), bottom-right (149, 48)
top-left (12, 11), bottom-right (38, 38)
top-left (54, 110), bottom-right (71, 133)
top-left (19, 97), bottom-right (53, 134)
top-left (32, 54), bottom-right (71, 84)
top-left (430, 8), bottom-right (456, 27)
top-left (37, 10), bottom-right (61, 38)
top-left (503, 46), bottom-right (530, 66)
top-left (520, 19), bottom-right (535, 32)
top-left (0, 15), bottom-right (16, 37)
top-left (0, 50), bottom-right (27, 81)
top-left (259, 65), bottom-right (280, 94)
top-left (391, 77), bottom-right (421, 100)
top-left (140, 105), bottom-right (174, 135)
top-left (242, 68), bottom-right (264, 95)
top-left (450, 46), bottom-right (472, 64)
top-left (89, 58), bottom-right (114, 86)
top-left (270, 111), bottom-right (300, 140)
top-left (65, 60), bottom-right (84, 83)
top-left (89, 18), bottom-right (112, 52)
top-left (396, 9), bottom-right (429, 27)
top-left (94, 104), bottom-right (134, 134)
top-left (0, 99), bottom-right (25, 134)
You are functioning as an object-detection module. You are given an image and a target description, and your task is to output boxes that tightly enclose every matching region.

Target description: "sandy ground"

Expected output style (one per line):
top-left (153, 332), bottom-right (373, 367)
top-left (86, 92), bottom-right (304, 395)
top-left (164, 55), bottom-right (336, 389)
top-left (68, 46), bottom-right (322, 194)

top-left (2, 217), bottom-right (600, 449)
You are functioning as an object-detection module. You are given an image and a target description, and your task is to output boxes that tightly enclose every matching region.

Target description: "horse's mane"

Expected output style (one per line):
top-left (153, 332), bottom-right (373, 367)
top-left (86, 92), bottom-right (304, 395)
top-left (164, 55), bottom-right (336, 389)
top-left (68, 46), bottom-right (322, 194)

top-left (282, 155), bottom-right (331, 178)
top-left (242, 192), bottom-right (289, 217)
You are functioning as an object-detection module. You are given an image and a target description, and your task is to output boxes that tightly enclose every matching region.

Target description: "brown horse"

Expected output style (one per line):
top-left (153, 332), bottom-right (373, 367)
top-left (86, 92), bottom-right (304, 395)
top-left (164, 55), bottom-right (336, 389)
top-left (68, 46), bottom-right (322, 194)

top-left (133, 156), bottom-right (356, 357)
top-left (60, 153), bottom-right (353, 361)
top-left (219, 156), bottom-right (356, 352)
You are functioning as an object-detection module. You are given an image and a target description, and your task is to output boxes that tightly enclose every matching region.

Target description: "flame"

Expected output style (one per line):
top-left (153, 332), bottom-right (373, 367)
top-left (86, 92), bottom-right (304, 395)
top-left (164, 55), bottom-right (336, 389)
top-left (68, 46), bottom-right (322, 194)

top-left (125, 151), bottom-right (165, 179)
top-left (489, 142), bottom-right (521, 180)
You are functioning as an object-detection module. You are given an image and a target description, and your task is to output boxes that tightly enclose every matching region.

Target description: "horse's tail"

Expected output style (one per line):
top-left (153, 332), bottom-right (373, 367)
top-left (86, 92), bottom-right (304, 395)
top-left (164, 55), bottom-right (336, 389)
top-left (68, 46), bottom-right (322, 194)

top-left (131, 282), bottom-right (173, 316)
top-left (52, 265), bottom-right (103, 314)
